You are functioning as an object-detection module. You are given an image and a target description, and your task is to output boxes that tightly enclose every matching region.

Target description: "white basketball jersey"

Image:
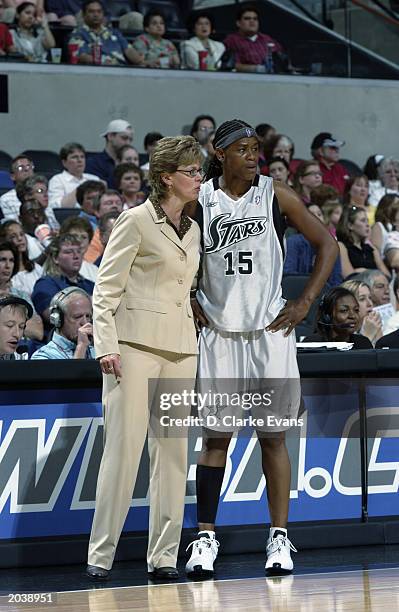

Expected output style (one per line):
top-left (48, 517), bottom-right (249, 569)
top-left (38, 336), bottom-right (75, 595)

top-left (197, 174), bottom-right (286, 332)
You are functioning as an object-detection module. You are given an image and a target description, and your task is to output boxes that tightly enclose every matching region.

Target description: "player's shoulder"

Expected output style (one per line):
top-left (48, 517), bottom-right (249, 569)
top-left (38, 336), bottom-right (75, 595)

top-left (198, 178), bottom-right (216, 205)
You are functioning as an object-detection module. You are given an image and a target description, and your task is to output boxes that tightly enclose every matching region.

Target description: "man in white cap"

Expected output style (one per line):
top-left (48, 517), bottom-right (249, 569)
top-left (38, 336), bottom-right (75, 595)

top-left (86, 119), bottom-right (134, 189)
top-left (310, 132), bottom-right (349, 195)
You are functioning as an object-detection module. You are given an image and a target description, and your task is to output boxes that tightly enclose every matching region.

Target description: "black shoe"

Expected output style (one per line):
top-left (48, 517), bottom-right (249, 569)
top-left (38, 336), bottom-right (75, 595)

top-left (149, 566), bottom-right (179, 580)
top-left (86, 564), bottom-right (109, 580)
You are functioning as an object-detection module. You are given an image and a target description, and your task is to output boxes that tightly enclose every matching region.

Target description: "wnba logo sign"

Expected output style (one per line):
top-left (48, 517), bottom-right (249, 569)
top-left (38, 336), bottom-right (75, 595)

top-left (205, 213), bottom-right (267, 253)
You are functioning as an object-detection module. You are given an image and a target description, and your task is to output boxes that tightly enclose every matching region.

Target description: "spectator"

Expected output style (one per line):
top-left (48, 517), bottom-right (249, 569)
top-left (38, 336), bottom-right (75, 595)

top-left (0, 0), bottom-right (16, 54)
top-left (292, 160), bottom-right (323, 204)
top-left (0, 219), bottom-right (43, 295)
top-left (268, 156), bottom-right (289, 184)
top-left (337, 206), bottom-right (389, 279)
top-left (16, 174), bottom-right (58, 230)
top-left (0, 155), bottom-right (34, 220)
top-left (76, 179), bottom-right (106, 229)
top-left (356, 269), bottom-right (391, 307)
top-left (381, 276), bottom-right (399, 335)
top-left (93, 210), bottom-right (118, 266)
top-left (31, 287), bottom-right (95, 359)
top-left (86, 119), bottom-right (133, 188)
top-left (368, 157), bottom-right (399, 207)
top-left (263, 134), bottom-right (299, 178)
top-left (12, 2), bottom-right (55, 62)
top-left (19, 199), bottom-right (49, 262)
top-left (114, 163), bottom-right (145, 209)
top-left (181, 11), bottom-right (225, 70)
top-left (304, 286), bottom-right (372, 349)
top-left (320, 198), bottom-right (343, 238)
top-left (139, 132), bottom-right (163, 177)
top-left (68, 0), bottom-right (143, 66)
top-left (310, 132), bottom-right (349, 195)
top-left (0, 240), bottom-right (43, 340)
top-left (133, 9), bottom-right (180, 69)
top-left (0, 296), bottom-right (33, 360)
top-left (343, 174), bottom-right (373, 224)
top-left (115, 144), bottom-right (140, 167)
top-left (255, 122), bottom-right (276, 167)
top-left (364, 154), bottom-right (384, 182)
top-left (341, 279), bottom-right (383, 346)
top-left (84, 189), bottom-right (122, 262)
top-left (370, 194), bottom-right (399, 256)
top-left (375, 327), bottom-right (399, 349)
top-left (309, 184), bottom-right (340, 209)
top-left (190, 114), bottom-right (216, 159)
top-left (48, 142), bottom-right (101, 209)
top-left (383, 221), bottom-right (399, 275)
top-left (32, 233), bottom-right (94, 329)
top-left (224, 5), bottom-right (286, 74)
top-left (59, 216), bottom-right (97, 282)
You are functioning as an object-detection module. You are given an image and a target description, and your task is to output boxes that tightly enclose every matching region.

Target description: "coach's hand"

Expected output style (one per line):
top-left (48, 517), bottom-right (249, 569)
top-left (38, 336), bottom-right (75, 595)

top-left (191, 297), bottom-right (209, 328)
top-left (99, 353), bottom-right (122, 378)
top-left (266, 299), bottom-right (311, 337)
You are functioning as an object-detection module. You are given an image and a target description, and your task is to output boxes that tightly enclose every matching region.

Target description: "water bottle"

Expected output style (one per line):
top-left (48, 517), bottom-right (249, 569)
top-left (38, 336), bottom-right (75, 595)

top-left (264, 43), bottom-right (275, 74)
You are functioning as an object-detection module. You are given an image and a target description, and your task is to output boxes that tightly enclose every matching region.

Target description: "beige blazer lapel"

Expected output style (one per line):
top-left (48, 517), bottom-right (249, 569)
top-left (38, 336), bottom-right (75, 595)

top-left (160, 221), bottom-right (184, 251)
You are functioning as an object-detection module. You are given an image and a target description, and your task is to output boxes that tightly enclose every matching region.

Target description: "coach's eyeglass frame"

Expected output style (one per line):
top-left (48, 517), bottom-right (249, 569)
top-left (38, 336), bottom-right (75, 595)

top-left (176, 168), bottom-right (205, 178)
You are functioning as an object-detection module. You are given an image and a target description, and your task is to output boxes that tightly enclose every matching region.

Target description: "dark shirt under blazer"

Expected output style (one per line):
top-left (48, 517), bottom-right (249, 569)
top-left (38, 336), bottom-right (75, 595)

top-left (93, 199), bottom-right (201, 359)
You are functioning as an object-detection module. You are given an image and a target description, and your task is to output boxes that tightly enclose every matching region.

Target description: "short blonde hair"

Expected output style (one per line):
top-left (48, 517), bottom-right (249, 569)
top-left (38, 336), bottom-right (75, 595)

top-left (149, 135), bottom-right (203, 204)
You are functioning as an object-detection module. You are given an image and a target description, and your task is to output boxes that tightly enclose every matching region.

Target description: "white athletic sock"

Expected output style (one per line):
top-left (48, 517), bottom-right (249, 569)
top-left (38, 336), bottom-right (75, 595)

top-left (269, 527), bottom-right (287, 539)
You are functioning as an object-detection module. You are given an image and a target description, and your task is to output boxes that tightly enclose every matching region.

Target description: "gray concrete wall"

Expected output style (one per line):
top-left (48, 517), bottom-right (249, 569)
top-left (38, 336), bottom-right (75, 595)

top-left (1, 63), bottom-right (398, 165)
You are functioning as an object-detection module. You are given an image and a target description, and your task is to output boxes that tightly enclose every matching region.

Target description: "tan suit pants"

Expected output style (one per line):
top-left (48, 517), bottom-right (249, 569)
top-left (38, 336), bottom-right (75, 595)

top-left (88, 341), bottom-right (197, 571)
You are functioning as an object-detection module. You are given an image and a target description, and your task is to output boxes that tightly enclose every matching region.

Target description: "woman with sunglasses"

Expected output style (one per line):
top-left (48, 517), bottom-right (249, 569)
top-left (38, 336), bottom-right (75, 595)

top-left (337, 206), bottom-right (390, 279)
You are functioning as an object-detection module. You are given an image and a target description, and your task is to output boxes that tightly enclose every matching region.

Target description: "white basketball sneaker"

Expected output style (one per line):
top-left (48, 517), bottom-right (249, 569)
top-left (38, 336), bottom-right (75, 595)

top-left (185, 531), bottom-right (220, 577)
top-left (265, 528), bottom-right (297, 575)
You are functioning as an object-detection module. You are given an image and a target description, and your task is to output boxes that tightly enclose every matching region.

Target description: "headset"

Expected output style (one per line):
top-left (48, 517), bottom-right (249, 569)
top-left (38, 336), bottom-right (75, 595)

top-left (49, 287), bottom-right (90, 329)
top-left (318, 294), bottom-right (332, 327)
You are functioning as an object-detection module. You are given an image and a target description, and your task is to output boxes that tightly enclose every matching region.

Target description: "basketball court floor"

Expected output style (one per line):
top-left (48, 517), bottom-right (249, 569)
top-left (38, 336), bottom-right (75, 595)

top-left (1, 544), bottom-right (398, 611)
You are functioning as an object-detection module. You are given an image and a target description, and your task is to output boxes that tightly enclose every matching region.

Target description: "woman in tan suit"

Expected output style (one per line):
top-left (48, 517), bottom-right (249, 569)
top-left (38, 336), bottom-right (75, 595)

top-left (87, 136), bottom-right (203, 580)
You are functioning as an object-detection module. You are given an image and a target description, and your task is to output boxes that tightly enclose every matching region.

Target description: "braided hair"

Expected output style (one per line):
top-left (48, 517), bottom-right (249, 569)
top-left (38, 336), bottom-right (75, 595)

top-left (205, 119), bottom-right (253, 181)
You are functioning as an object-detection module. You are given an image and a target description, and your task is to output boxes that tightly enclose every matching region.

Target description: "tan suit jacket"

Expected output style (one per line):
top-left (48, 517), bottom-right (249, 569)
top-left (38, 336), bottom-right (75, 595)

top-left (93, 199), bottom-right (201, 359)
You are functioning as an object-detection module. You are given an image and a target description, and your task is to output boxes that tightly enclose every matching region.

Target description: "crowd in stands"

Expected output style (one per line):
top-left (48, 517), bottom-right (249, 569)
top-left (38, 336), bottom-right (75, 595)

top-left (0, 3), bottom-right (294, 73)
top-left (1, 108), bottom-right (399, 360)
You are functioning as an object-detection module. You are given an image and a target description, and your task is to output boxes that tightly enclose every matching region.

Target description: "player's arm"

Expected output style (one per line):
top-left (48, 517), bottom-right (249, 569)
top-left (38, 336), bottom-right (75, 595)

top-left (267, 181), bottom-right (339, 336)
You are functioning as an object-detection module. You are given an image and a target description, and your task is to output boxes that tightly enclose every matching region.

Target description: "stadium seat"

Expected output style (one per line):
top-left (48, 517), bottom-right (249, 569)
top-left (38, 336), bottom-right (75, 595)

top-left (0, 150), bottom-right (12, 172)
top-left (340, 158), bottom-right (363, 177)
top-left (22, 150), bottom-right (63, 178)
top-left (53, 208), bottom-right (80, 225)
top-left (108, 0), bottom-right (133, 18)
top-left (136, 0), bottom-right (183, 28)
top-left (282, 274), bottom-right (326, 340)
top-left (0, 170), bottom-right (13, 190)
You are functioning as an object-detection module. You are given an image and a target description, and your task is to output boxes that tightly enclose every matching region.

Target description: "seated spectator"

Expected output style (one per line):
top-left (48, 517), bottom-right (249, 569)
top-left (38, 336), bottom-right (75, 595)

top-left (383, 225), bottom-right (399, 274)
top-left (368, 157), bottom-right (399, 207)
top-left (114, 163), bottom-right (145, 209)
top-left (16, 174), bottom-right (58, 230)
top-left (268, 156), bottom-right (289, 184)
top-left (337, 206), bottom-right (389, 279)
top-left (224, 5), bottom-right (286, 74)
top-left (12, 2), bottom-right (55, 62)
top-left (370, 194), bottom-right (399, 256)
top-left (93, 210), bottom-right (118, 266)
top-left (190, 115), bottom-right (216, 160)
top-left (45, 0), bottom-right (81, 26)
top-left (256, 122), bottom-right (276, 168)
top-left (133, 9), bottom-right (180, 69)
top-left (375, 328), bottom-right (399, 349)
top-left (116, 144), bottom-right (140, 167)
top-left (0, 240), bottom-right (43, 340)
top-left (292, 160), bottom-right (322, 205)
top-left (77, 179), bottom-right (106, 229)
top-left (19, 198), bottom-right (50, 262)
top-left (84, 189), bottom-right (122, 262)
top-left (31, 287), bottom-right (95, 359)
top-left (364, 154), bottom-right (384, 182)
top-left (32, 233), bottom-right (94, 330)
top-left (0, 154), bottom-right (34, 220)
top-left (139, 132), bottom-right (163, 177)
top-left (48, 142), bottom-right (101, 209)
top-left (343, 174), bottom-right (374, 225)
top-left (0, 295), bottom-right (33, 360)
top-left (0, 0), bottom-right (16, 54)
top-left (310, 132), bottom-right (349, 195)
top-left (0, 219), bottom-right (43, 295)
top-left (181, 11), bottom-right (225, 71)
top-left (320, 198), bottom-right (343, 238)
top-left (68, 0), bottom-right (143, 66)
top-left (356, 269), bottom-right (391, 307)
top-left (382, 276), bottom-right (399, 334)
top-left (59, 216), bottom-right (97, 281)
top-left (341, 279), bottom-right (383, 346)
top-left (86, 119), bottom-right (133, 188)
top-left (263, 134), bottom-right (299, 178)
top-left (284, 204), bottom-right (342, 287)
top-left (304, 287), bottom-right (372, 349)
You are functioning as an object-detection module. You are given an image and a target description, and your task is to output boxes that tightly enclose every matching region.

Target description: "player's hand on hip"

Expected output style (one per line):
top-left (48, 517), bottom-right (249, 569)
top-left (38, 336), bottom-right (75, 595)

top-left (191, 297), bottom-right (209, 328)
top-left (99, 353), bottom-right (122, 378)
top-left (266, 299), bottom-right (310, 337)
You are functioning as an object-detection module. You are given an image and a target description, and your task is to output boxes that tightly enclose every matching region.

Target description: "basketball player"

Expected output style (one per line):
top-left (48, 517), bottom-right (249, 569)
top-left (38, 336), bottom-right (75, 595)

top-left (186, 119), bottom-right (338, 576)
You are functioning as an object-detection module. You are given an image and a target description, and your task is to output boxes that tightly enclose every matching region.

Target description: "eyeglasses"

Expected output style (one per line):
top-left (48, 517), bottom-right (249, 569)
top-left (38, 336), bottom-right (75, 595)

top-left (303, 171), bottom-right (322, 177)
top-left (33, 188), bottom-right (46, 194)
top-left (70, 233), bottom-right (89, 241)
top-left (15, 164), bottom-right (34, 172)
top-left (176, 168), bottom-right (204, 178)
